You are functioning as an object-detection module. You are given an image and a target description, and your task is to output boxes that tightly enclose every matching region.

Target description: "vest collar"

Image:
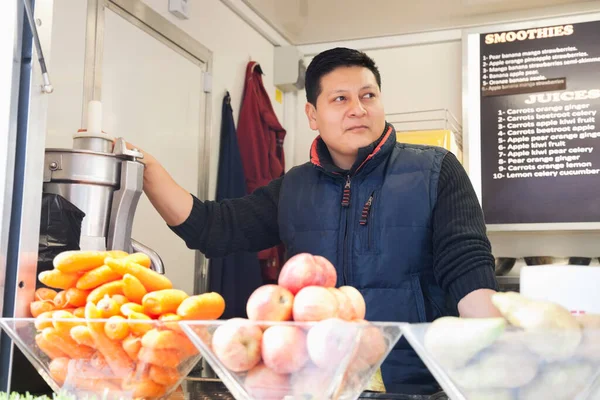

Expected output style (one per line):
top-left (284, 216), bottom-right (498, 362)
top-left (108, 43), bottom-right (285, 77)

top-left (310, 122), bottom-right (396, 177)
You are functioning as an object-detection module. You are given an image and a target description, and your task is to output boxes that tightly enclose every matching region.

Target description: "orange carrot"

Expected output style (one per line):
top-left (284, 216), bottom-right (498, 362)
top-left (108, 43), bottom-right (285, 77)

top-left (35, 310), bottom-right (56, 330)
top-left (122, 273), bottom-right (147, 304)
top-left (36, 332), bottom-right (68, 360)
top-left (137, 347), bottom-right (182, 369)
top-left (123, 369), bottom-right (166, 398)
top-left (111, 294), bottom-right (130, 307)
top-left (158, 313), bottom-right (183, 332)
top-left (127, 311), bottom-right (153, 336)
top-left (52, 290), bottom-right (69, 309)
top-left (141, 329), bottom-right (197, 356)
top-left (52, 310), bottom-right (83, 337)
top-left (142, 289), bottom-right (188, 316)
top-left (120, 302), bottom-right (144, 317)
top-left (106, 250), bottom-right (129, 259)
top-left (104, 315), bottom-right (130, 341)
top-left (73, 307), bottom-right (86, 318)
top-left (38, 269), bottom-right (81, 290)
top-left (30, 300), bottom-right (55, 318)
top-left (54, 250), bottom-right (107, 273)
top-left (105, 257), bottom-right (172, 292)
top-left (176, 292), bottom-right (225, 320)
top-left (48, 357), bottom-right (70, 385)
top-left (35, 288), bottom-right (58, 301)
top-left (122, 335), bottom-right (142, 360)
top-left (85, 303), bottom-right (134, 375)
top-left (97, 294), bottom-right (121, 318)
top-left (124, 252), bottom-right (151, 268)
top-left (76, 265), bottom-right (121, 290)
top-left (84, 301), bottom-right (106, 333)
top-left (87, 280), bottom-right (124, 304)
top-left (41, 327), bottom-right (95, 359)
top-left (70, 325), bottom-right (95, 349)
top-left (65, 287), bottom-right (90, 307)
top-left (149, 365), bottom-right (181, 386)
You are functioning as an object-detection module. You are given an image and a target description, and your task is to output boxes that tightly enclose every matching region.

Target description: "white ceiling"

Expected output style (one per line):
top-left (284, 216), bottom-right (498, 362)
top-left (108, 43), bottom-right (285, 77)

top-left (241, 0), bottom-right (600, 44)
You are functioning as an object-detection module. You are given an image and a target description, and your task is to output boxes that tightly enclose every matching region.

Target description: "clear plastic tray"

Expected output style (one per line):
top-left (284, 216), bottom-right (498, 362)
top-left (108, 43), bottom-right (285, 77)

top-left (0, 317), bottom-right (201, 399)
top-left (179, 319), bottom-right (404, 400)
top-left (401, 322), bottom-right (600, 400)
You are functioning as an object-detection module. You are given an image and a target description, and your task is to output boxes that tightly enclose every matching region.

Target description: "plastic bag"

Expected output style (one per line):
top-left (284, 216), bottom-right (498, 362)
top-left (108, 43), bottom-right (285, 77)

top-left (10, 194), bottom-right (85, 396)
top-left (37, 193), bottom-right (85, 284)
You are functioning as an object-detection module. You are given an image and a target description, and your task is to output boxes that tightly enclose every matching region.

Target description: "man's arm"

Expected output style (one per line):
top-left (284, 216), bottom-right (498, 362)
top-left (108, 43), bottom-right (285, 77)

top-left (141, 151), bottom-right (195, 227)
top-left (458, 289), bottom-right (502, 318)
top-left (127, 141), bottom-right (281, 258)
top-left (431, 152), bottom-right (500, 318)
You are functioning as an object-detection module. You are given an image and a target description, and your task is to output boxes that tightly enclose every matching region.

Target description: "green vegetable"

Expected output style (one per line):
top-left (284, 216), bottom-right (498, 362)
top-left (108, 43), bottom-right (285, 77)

top-left (0, 392), bottom-right (128, 400)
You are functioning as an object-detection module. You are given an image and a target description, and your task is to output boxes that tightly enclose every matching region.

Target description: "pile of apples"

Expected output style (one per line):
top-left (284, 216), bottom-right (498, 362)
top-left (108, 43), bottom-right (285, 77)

top-left (208, 253), bottom-right (388, 398)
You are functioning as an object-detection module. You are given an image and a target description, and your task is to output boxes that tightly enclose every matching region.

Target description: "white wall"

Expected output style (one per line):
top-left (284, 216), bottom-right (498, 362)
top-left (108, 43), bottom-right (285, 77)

top-left (141, 0), bottom-right (284, 200)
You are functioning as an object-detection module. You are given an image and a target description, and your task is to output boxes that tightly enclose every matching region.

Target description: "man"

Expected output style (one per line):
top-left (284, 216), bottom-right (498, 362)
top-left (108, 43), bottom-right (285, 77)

top-left (131, 47), bottom-right (500, 395)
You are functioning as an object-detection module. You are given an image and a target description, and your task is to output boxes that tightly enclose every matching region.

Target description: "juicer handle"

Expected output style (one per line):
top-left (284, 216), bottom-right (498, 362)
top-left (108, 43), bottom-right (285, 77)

top-left (131, 239), bottom-right (165, 274)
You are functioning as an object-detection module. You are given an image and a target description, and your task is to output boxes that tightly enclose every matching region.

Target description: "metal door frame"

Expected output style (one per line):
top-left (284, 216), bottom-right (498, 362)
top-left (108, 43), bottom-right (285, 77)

top-left (0, 0), bottom-right (24, 338)
top-left (0, 0), bottom-right (55, 391)
top-left (84, 0), bottom-right (214, 295)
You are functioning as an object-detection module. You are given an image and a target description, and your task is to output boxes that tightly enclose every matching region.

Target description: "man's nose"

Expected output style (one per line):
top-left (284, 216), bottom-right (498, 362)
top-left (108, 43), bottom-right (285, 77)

top-left (348, 97), bottom-right (367, 117)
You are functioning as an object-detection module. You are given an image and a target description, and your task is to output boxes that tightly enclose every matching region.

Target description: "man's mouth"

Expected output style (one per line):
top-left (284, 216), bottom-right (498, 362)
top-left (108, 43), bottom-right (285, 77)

top-left (346, 125), bottom-right (369, 132)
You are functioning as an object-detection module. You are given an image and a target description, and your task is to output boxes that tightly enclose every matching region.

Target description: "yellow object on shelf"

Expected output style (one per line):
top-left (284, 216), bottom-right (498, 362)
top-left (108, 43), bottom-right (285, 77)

top-left (397, 129), bottom-right (462, 163)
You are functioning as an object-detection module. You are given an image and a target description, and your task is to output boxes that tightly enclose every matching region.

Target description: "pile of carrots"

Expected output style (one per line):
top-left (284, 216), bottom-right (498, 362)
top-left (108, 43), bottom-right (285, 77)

top-left (30, 250), bottom-right (226, 398)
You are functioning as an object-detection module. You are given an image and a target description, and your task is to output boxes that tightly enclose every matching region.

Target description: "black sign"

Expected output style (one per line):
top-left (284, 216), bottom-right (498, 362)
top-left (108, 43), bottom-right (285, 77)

top-left (479, 19), bottom-right (600, 224)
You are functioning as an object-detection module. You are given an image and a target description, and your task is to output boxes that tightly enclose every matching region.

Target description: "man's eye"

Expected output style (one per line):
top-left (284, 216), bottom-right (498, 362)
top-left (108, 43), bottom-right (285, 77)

top-left (334, 96), bottom-right (345, 102)
top-left (363, 93), bottom-right (375, 99)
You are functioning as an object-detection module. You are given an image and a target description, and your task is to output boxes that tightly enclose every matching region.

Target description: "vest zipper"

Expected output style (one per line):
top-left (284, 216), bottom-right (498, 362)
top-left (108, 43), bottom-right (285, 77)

top-left (360, 192), bottom-right (374, 250)
top-left (342, 174), bottom-right (351, 284)
top-left (341, 175), bottom-right (351, 207)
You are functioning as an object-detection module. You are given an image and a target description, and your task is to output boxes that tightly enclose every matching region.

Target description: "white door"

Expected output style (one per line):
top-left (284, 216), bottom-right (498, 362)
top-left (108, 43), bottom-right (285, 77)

top-left (100, 8), bottom-right (207, 295)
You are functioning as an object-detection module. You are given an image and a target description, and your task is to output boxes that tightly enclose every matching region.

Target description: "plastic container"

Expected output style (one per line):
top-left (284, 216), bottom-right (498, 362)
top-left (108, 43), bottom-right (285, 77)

top-left (0, 317), bottom-right (202, 399)
top-left (179, 319), bottom-right (404, 400)
top-left (401, 322), bottom-right (600, 400)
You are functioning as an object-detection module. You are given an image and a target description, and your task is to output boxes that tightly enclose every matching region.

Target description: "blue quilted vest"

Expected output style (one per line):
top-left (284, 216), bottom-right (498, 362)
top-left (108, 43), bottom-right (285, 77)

top-left (278, 125), bottom-right (454, 395)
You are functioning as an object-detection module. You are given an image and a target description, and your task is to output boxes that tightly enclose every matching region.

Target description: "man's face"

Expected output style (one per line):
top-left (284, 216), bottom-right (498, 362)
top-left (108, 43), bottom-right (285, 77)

top-left (305, 66), bottom-right (386, 165)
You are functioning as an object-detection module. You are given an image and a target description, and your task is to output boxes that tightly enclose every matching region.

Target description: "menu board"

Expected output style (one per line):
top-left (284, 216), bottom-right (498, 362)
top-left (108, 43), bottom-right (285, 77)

top-left (479, 19), bottom-right (600, 225)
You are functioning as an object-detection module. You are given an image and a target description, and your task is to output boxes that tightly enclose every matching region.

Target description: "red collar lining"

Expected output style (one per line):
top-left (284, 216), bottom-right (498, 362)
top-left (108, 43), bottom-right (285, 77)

top-left (310, 125), bottom-right (393, 175)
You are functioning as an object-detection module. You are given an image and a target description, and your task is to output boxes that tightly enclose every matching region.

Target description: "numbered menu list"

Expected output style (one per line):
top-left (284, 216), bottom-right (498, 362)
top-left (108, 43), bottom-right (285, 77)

top-left (495, 101), bottom-right (598, 181)
top-left (479, 20), bottom-right (600, 224)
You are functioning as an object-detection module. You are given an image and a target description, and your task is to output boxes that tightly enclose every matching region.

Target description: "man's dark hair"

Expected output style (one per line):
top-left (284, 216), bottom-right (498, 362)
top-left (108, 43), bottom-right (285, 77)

top-left (305, 47), bottom-right (381, 107)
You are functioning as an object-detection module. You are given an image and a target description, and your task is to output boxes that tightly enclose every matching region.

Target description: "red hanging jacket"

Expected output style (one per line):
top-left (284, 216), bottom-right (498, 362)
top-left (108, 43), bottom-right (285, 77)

top-left (237, 62), bottom-right (286, 193)
top-left (237, 61), bottom-right (286, 281)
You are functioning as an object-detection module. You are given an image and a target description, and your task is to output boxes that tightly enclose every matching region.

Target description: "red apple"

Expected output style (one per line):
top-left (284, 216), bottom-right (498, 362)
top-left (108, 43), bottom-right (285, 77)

top-left (244, 363), bottom-right (291, 399)
top-left (211, 318), bottom-right (263, 372)
top-left (328, 288), bottom-right (356, 321)
top-left (314, 256), bottom-right (338, 287)
top-left (261, 325), bottom-right (308, 373)
top-left (306, 318), bottom-right (360, 368)
top-left (339, 286), bottom-right (366, 320)
top-left (293, 286), bottom-right (339, 322)
top-left (246, 284), bottom-right (294, 322)
top-left (354, 319), bottom-right (388, 367)
top-left (278, 253), bottom-right (337, 295)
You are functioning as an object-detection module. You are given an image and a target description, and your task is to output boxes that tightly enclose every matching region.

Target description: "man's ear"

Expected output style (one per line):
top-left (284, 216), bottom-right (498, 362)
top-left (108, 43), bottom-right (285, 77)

top-left (305, 102), bottom-right (318, 131)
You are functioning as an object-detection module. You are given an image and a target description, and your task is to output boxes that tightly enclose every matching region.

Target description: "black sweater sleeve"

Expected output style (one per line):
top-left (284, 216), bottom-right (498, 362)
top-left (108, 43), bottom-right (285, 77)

top-left (432, 152), bottom-right (499, 304)
top-left (169, 177), bottom-right (282, 258)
